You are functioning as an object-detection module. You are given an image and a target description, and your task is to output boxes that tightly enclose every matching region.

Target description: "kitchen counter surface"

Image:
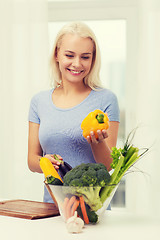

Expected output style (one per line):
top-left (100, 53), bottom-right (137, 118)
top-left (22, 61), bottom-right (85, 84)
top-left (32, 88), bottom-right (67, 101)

top-left (0, 205), bottom-right (160, 240)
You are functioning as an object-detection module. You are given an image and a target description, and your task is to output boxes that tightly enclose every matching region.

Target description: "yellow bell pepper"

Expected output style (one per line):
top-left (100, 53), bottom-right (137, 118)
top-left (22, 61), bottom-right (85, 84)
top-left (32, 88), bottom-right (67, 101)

top-left (81, 109), bottom-right (109, 139)
top-left (39, 157), bottom-right (63, 182)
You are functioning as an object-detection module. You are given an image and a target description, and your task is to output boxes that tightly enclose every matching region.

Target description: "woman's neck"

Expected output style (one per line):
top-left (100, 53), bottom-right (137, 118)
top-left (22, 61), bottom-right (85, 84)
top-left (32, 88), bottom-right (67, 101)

top-left (58, 81), bottom-right (91, 96)
top-left (52, 82), bottom-right (92, 109)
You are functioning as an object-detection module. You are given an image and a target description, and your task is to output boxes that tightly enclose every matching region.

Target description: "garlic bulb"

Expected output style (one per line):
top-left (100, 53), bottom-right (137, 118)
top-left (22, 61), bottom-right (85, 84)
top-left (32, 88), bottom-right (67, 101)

top-left (66, 211), bottom-right (84, 233)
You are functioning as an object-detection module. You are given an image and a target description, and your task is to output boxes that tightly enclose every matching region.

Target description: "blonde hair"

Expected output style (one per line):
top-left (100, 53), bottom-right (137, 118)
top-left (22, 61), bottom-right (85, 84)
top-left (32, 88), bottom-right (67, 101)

top-left (49, 22), bottom-right (102, 89)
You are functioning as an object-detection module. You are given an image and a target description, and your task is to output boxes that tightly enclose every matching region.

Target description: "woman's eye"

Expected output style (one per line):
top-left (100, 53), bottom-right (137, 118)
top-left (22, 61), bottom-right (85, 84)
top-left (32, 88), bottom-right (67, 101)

top-left (82, 56), bottom-right (90, 60)
top-left (65, 54), bottom-right (90, 60)
top-left (65, 54), bottom-right (74, 58)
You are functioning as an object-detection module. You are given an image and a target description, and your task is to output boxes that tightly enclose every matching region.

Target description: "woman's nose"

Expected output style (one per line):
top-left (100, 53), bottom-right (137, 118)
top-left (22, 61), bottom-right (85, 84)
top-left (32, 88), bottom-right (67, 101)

top-left (72, 57), bottom-right (81, 67)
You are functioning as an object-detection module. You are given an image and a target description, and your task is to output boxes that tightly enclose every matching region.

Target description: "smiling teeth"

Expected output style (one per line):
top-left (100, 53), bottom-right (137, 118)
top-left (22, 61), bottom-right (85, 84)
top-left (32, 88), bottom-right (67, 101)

top-left (70, 70), bottom-right (82, 74)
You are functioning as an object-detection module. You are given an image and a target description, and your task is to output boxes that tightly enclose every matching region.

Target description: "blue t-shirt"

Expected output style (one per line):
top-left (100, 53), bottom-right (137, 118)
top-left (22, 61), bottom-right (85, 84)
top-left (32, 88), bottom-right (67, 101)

top-left (28, 88), bottom-right (120, 202)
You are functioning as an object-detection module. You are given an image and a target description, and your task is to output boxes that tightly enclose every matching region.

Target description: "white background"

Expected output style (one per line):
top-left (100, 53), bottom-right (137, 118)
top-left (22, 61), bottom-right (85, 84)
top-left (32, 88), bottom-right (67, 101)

top-left (0, 0), bottom-right (160, 219)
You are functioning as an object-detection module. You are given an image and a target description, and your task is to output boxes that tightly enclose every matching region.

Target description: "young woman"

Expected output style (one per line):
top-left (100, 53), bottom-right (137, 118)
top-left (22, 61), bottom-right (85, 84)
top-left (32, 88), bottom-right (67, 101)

top-left (28, 22), bottom-right (120, 203)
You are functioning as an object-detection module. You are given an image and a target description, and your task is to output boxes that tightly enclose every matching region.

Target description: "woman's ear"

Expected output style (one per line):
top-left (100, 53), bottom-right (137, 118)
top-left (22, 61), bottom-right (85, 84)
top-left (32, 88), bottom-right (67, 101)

top-left (55, 53), bottom-right (59, 62)
top-left (55, 47), bottom-right (59, 62)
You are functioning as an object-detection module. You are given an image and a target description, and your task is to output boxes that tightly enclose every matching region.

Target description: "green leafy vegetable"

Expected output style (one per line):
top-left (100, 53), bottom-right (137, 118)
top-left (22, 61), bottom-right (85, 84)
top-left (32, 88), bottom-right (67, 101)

top-left (100, 128), bottom-right (149, 203)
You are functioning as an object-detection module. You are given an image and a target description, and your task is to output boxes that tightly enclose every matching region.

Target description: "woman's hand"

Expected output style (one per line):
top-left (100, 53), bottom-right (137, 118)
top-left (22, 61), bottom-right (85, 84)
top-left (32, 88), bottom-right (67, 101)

top-left (44, 154), bottom-right (63, 170)
top-left (86, 129), bottom-right (108, 144)
top-left (85, 122), bottom-right (119, 171)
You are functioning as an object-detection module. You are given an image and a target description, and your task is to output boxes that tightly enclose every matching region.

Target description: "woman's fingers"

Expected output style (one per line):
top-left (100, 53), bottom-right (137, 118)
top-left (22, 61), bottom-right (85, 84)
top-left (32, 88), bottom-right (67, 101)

top-left (87, 130), bottom-right (108, 144)
top-left (100, 129), bottom-right (108, 139)
top-left (90, 131), bottom-right (98, 143)
top-left (44, 154), bottom-right (61, 169)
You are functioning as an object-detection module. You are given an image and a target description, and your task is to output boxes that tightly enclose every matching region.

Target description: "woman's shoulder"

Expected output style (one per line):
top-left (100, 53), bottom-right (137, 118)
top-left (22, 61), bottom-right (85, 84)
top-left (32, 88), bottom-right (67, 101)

top-left (92, 87), bottom-right (119, 110)
top-left (92, 88), bottom-right (119, 121)
top-left (92, 87), bottom-right (117, 99)
top-left (31, 89), bottom-right (53, 101)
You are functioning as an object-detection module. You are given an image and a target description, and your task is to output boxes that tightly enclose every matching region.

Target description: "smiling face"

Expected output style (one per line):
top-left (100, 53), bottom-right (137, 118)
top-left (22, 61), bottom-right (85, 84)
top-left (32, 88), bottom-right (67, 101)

top-left (56, 34), bottom-right (94, 85)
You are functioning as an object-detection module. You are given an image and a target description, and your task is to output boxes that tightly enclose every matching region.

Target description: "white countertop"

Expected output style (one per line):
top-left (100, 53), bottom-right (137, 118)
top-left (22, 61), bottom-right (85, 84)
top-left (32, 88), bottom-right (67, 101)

top-left (0, 206), bottom-right (160, 240)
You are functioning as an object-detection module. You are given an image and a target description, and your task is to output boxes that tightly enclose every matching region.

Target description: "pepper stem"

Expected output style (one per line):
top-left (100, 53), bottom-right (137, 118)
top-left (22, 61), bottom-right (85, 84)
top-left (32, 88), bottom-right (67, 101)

top-left (96, 113), bottom-right (104, 123)
top-left (53, 154), bottom-right (64, 164)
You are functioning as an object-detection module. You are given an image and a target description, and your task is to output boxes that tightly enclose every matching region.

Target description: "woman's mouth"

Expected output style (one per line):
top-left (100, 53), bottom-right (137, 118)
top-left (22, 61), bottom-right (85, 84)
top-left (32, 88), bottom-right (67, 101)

top-left (67, 68), bottom-right (83, 75)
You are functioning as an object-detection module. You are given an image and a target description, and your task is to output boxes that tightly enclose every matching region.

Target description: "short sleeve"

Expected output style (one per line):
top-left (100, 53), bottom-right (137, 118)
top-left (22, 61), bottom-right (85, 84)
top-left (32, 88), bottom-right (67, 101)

top-left (103, 91), bottom-right (120, 122)
top-left (28, 95), bottom-right (40, 124)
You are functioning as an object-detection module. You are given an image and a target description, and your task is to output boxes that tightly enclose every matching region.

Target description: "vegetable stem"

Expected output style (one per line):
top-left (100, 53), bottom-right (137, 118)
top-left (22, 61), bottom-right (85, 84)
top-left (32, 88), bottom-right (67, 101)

top-left (96, 113), bottom-right (104, 123)
top-left (100, 155), bottom-right (124, 203)
top-left (124, 146), bottom-right (137, 162)
top-left (124, 150), bottom-right (139, 171)
top-left (53, 154), bottom-right (64, 164)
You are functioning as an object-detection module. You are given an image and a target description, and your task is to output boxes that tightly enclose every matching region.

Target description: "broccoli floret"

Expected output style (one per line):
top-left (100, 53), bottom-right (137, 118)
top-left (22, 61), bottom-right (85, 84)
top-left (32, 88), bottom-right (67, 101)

top-left (81, 168), bottom-right (97, 186)
top-left (86, 208), bottom-right (98, 223)
top-left (77, 203), bottom-right (98, 223)
top-left (63, 163), bottom-right (111, 211)
top-left (96, 168), bottom-right (111, 186)
top-left (63, 163), bottom-right (110, 187)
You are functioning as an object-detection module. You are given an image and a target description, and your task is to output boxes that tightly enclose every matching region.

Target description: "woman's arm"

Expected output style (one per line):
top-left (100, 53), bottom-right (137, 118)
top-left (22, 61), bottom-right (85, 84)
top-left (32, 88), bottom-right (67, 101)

top-left (87, 121), bottom-right (119, 171)
top-left (27, 122), bottom-right (61, 173)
